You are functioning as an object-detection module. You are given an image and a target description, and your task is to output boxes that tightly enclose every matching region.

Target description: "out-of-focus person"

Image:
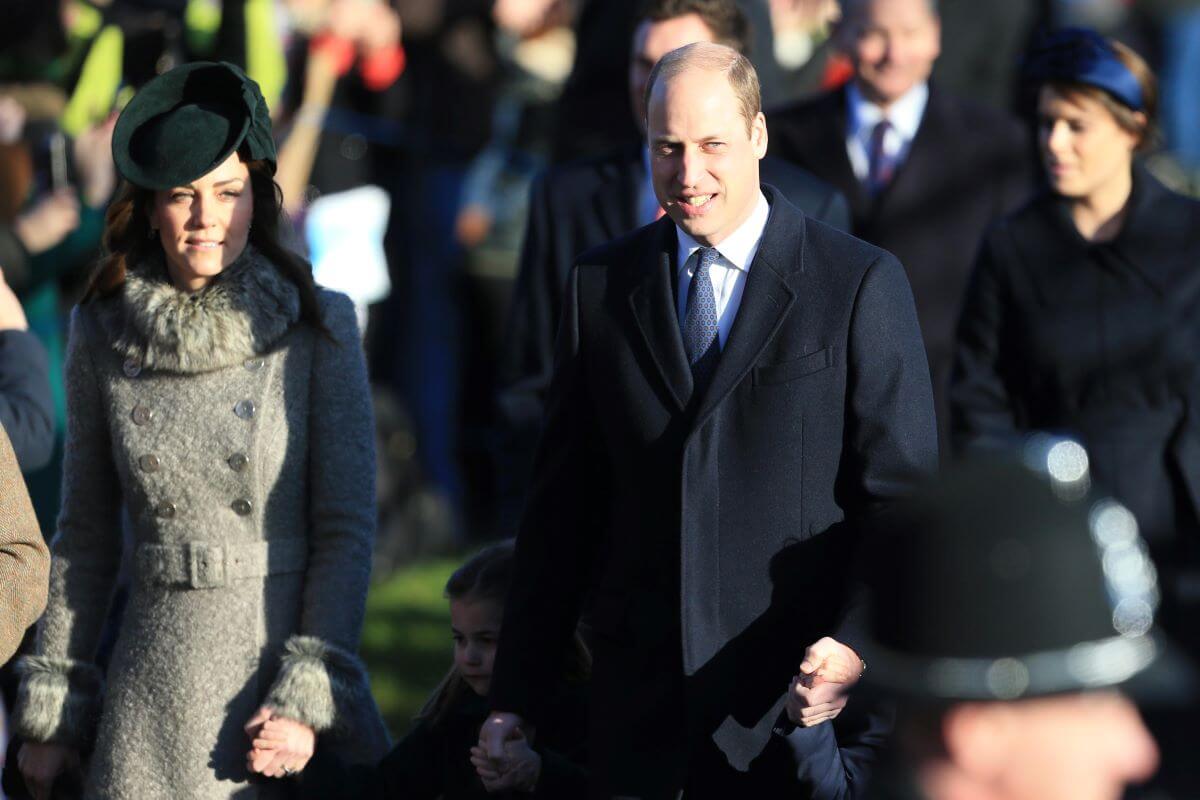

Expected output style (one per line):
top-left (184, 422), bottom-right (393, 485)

top-left (0, 265), bottom-right (53, 472)
top-left (0, 424), bottom-right (49, 666)
top-left (858, 445), bottom-right (1174, 800)
top-left (10, 61), bottom-right (389, 800)
top-left (768, 0), bottom-right (1034, 449)
top-left (951, 27), bottom-right (1200, 798)
top-left (492, 0), bottom-right (851, 534)
top-left (930, 0), bottom-right (1039, 111)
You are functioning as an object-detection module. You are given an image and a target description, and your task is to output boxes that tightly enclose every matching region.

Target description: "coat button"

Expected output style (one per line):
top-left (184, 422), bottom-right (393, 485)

top-left (232, 498), bottom-right (253, 516)
top-left (131, 405), bottom-right (153, 426)
top-left (227, 453), bottom-right (249, 472)
top-left (234, 399), bottom-right (256, 420)
top-left (123, 358), bottom-right (142, 378)
top-left (155, 501), bottom-right (176, 519)
top-left (244, 357), bottom-right (265, 371)
top-left (139, 454), bottom-right (161, 472)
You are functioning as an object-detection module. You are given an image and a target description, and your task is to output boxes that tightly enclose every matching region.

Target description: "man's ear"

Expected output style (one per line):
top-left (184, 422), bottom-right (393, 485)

top-left (752, 112), bottom-right (768, 159)
top-left (942, 702), bottom-right (1013, 781)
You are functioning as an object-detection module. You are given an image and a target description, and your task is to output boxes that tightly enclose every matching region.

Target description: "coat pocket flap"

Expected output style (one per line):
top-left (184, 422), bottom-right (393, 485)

top-left (753, 346), bottom-right (833, 386)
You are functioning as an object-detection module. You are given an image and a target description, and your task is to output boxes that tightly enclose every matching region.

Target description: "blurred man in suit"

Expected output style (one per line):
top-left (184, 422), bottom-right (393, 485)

top-left (482, 41), bottom-right (935, 798)
top-left (769, 0), bottom-right (1033, 447)
top-left (494, 0), bottom-right (850, 530)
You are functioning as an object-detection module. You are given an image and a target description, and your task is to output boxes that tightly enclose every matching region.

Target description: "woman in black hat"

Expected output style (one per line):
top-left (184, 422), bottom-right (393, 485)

top-left (11, 62), bottom-right (390, 799)
top-left (951, 28), bottom-right (1200, 796)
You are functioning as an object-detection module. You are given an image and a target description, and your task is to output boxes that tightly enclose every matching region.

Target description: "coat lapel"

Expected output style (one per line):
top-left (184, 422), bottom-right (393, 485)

top-left (693, 190), bottom-right (801, 426)
top-left (628, 220), bottom-right (694, 411)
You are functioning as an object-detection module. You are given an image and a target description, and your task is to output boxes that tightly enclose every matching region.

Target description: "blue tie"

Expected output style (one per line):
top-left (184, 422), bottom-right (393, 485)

top-left (684, 247), bottom-right (721, 396)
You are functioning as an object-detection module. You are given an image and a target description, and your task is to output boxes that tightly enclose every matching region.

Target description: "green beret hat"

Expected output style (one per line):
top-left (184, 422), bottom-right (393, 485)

top-left (112, 61), bottom-right (276, 190)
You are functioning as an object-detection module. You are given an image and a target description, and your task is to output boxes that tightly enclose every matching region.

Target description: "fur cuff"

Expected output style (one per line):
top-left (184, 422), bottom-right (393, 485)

top-left (12, 656), bottom-right (104, 747)
top-left (264, 636), bottom-right (372, 734)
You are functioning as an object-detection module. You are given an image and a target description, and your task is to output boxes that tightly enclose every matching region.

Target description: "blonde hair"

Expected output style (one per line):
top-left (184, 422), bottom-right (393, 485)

top-left (644, 41), bottom-right (761, 134)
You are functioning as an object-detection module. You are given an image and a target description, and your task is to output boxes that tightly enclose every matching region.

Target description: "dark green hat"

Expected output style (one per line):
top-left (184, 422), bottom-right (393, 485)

top-left (112, 61), bottom-right (276, 190)
top-left (860, 437), bottom-right (1170, 701)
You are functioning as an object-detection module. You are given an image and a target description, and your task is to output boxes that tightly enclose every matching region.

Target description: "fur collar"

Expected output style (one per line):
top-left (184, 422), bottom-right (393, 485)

top-left (95, 245), bottom-right (302, 374)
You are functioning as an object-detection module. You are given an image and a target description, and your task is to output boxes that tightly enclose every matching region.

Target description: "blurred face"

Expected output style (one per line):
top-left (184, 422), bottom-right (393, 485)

top-left (648, 68), bottom-right (767, 247)
top-left (149, 152), bottom-right (254, 293)
top-left (947, 692), bottom-right (1159, 800)
top-left (629, 14), bottom-right (719, 135)
top-left (1038, 86), bottom-right (1141, 204)
top-left (837, 0), bottom-right (940, 108)
top-left (450, 598), bottom-right (502, 696)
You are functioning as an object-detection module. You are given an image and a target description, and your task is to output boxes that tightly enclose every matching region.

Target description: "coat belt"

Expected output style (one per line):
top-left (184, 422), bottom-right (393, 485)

top-left (135, 539), bottom-right (309, 590)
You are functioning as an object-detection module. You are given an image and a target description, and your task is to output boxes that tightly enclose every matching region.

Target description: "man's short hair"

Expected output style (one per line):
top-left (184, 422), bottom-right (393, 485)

top-left (839, 0), bottom-right (939, 22)
top-left (644, 42), bottom-right (762, 134)
top-left (637, 0), bottom-right (752, 56)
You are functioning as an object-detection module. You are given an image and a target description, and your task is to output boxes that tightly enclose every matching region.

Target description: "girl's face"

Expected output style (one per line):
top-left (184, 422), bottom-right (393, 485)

top-left (149, 151), bottom-right (254, 293)
top-left (450, 598), bottom-right (502, 696)
top-left (1037, 86), bottom-right (1141, 204)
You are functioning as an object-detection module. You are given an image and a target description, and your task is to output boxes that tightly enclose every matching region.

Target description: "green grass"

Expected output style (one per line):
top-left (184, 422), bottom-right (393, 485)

top-left (361, 558), bottom-right (459, 737)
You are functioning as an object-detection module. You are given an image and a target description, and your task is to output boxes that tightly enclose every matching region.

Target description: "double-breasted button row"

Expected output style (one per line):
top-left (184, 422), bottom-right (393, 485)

top-left (131, 405), bottom-right (153, 426)
top-left (139, 454), bottom-right (160, 472)
top-left (228, 453), bottom-right (249, 472)
top-left (231, 498), bottom-right (253, 516)
top-left (123, 358), bottom-right (142, 378)
top-left (234, 399), bottom-right (256, 420)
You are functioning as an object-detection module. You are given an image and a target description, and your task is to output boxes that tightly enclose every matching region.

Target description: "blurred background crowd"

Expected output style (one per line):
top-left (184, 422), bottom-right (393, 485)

top-left (3, 0), bottom-right (1200, 757)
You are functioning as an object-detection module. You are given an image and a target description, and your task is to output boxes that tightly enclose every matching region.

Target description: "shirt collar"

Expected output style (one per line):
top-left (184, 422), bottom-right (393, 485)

top-left (846, 80), bottom-right (929, 142)
top-left (675, 191), bottom-right (771, 276)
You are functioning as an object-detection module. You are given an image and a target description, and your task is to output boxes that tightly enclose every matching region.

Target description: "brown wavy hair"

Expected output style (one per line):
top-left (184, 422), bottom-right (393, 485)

top-left (83, 154), bottom-right (327, 332)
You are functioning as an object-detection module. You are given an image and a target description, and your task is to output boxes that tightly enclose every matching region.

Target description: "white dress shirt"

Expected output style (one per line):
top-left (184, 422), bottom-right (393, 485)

top-left (845, 81), bottom-right (929, 185)
top-left (675, 191), bottom-right (771, 349)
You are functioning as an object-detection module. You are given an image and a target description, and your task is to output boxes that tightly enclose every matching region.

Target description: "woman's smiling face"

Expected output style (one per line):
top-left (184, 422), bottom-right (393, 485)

top-left (149, 152), bottom-right (254, 292)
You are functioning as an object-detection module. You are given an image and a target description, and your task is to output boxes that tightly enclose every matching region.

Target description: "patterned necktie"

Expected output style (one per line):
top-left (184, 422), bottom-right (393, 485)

top-left (867, 118), bottom-right (894, 195)
top-left (684, 247), bottom-right (721, 396)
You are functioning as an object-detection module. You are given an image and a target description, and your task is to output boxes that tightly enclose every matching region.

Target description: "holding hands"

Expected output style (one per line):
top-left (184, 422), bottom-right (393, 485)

top-left (245, 705), bottom-right (315, 778)
top-left (475, 711), bottom-right (541, 793)
top-left (787, 637), bottom-right (864, 728)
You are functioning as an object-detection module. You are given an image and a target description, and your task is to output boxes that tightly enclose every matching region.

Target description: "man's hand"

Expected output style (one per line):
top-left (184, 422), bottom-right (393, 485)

top-left (470, 727), bottom-right (542, 793)
top-left (787, 637), bottom-right (864, 728)
top-left (478, 711), bottom-right (528, 773)
top-left (786, 672), bottom-right (850, 727)
top-left (799, 636), bottom-right (864, 686)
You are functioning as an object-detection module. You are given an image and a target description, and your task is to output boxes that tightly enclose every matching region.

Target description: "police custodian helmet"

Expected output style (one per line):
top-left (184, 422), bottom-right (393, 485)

top-left (859, 437), bottom-right (1167, 701)
top-left (111, 61), bottom-right (276, 191)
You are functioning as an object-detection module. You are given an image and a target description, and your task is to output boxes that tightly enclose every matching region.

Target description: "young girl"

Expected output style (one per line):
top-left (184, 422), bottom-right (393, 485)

top-left (277, 541), bottom-right (591, 798)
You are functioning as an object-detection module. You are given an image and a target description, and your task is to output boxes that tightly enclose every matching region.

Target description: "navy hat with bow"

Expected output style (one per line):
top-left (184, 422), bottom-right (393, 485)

top-left (112, 61), bottom-right (276, 191)
top-left (1022, 27), bottom-right (1145, 111)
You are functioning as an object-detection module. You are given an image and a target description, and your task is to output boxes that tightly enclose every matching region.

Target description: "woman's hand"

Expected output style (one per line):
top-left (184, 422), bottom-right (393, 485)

top-left (246, 708), bottom-right (315, 778)
top-left (18, 741), bottom-right (80, 800)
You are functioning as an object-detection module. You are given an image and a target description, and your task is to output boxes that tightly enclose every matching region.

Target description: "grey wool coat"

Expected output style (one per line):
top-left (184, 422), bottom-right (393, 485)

top-left (11, 247), bottom-right (391, 799)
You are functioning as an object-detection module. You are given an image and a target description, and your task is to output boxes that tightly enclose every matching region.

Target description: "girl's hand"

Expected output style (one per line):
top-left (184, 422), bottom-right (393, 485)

top-left (18, 742), bottom-right (80, 800)
top-left (246, 708), bottom-right (315, 778)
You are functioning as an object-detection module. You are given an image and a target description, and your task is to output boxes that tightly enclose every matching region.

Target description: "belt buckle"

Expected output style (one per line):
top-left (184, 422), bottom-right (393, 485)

top-left (188, 542), bottom-right (227, 589)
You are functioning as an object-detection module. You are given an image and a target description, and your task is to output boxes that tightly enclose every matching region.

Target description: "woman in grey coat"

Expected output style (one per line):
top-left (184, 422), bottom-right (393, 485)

top-left (12, 62), bottom-right (390, 799)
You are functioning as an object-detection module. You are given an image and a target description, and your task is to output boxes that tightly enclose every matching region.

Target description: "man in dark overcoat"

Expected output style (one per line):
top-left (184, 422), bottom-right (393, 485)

top-left (767, 0), bottom-right (1033, 447)
top-left (482, 41), bottom-right (937, 798)
top-left (494, 0), bottom-right (850, 530)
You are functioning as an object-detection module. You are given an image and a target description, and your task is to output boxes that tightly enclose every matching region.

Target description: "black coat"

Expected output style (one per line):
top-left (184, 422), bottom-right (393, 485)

top-left (951, 166), bottom-right (1200, 657)
top-left (300, 688), bottom-right (587, 799)
top-left (0, 328), bottom-right (54, 471)
top-left (768, 85), bottom-right (1033, 445)
top-left (494, 149), bottom-right (850, 530)
top-left (490, 187), bottom-right (936, 797)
